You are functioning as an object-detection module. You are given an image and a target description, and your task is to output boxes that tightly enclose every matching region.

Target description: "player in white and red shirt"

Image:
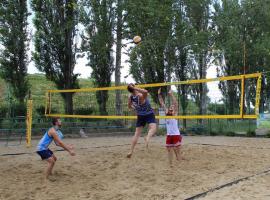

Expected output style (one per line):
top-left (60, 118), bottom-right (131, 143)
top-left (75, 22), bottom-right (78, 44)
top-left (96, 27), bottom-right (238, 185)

top-left (158, 88), bottom-right (183, 166)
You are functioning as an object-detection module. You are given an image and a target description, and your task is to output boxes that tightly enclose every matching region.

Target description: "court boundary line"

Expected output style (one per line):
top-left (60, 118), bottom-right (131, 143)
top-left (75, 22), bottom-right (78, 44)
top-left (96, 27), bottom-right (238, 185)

top-left (184, 168), bottom-right (270, 200)
top-left (0, 143), bottom-right (134, 156)
top-left (188, 143), bottom-right (270, 149)
top-left (2, 142), bottom-right (270, 156)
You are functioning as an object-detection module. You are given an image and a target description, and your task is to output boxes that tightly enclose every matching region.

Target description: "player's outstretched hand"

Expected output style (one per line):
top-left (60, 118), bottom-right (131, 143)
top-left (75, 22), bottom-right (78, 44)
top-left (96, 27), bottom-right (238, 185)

top-left (70, 150), bottom-right (75, 156)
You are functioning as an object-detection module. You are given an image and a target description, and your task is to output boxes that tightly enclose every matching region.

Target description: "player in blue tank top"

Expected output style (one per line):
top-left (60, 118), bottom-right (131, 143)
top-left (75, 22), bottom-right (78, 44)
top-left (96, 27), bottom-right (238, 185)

top-left (126, 83), bottom-right (157, 158)
top-left (36, 117), bottom-right (75, 180)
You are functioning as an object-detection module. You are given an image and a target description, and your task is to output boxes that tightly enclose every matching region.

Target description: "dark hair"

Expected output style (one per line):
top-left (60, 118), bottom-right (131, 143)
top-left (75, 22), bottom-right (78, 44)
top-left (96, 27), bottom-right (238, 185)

top-left (127, 84), bottom-right (135, 93)
top-left (52, 117), bottom-right (60, 125)
top-left (166, 109), bottom-right (173, 116)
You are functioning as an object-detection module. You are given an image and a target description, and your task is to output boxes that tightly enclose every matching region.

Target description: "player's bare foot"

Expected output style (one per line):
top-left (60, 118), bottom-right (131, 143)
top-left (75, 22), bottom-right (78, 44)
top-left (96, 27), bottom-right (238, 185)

top-left (144, 136), bottom-right (149, 149)
top-left (47, 176), bottom-right (57, 182)
top-left (127, 152), bottom-right (132, 158)
top-left (44, 175), bottom-right (56, 183)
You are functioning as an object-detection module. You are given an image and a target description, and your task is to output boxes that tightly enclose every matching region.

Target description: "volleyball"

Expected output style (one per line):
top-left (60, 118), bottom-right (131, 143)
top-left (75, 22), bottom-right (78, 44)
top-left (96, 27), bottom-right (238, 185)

top-left (133, 35), bottom-right (141, 44)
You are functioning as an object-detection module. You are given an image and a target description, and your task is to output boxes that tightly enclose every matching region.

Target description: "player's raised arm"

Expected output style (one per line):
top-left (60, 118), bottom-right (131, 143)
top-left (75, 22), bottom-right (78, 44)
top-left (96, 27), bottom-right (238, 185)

top-left (134, 87), bottom-right (148, 100)
top-left (158, 88), bottom-right (166, 110)
top-left (168, 90), bottom-right (178, 114)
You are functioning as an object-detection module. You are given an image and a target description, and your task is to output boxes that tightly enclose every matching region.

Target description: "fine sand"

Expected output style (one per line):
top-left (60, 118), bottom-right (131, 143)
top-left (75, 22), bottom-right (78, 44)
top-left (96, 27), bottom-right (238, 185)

top-left (1, 136), bottom-right (270, 200)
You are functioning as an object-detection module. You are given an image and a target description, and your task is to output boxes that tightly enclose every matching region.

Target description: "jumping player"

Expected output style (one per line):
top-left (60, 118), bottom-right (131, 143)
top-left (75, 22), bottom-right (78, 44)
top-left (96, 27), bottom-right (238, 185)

top-left (127, 83), bottom-right (157, 158)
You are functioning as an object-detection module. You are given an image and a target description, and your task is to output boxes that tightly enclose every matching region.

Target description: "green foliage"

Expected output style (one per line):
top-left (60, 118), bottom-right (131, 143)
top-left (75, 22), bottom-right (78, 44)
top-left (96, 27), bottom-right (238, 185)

top-left (210, 131), bottom-right (217, 136)
top-left (80, 0), bottom-right (115, 114)
top-left (12, 103), bottom-right (26, 116)
top-left (74, 107), bottom-right (94, 115)
top-left (0, 105), bottom-right (8, 118)
top-left (246, 130), bottom-right (256, 137)
top-left (31, 0), bottom-right (80, 114)
top-left (208, 103), bottom-right (226, 115)
top-left (225, 131), bottom-right (235, 137)
top-left (266, 131), bottom-right (270, 138)
top-left (125, 0), bottom-right (174, 104)
top-left (213, 0), bottom-right (270, 113)
top-left (0, 0), bottom-right (29, 103)
top-left (186, 124), bottom-right (207, 135)
top-left (213, 0), bottom-right (244, 115)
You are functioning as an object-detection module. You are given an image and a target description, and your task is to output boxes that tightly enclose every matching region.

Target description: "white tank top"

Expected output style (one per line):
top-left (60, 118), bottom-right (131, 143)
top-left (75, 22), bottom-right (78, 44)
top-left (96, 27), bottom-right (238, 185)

top-left (166, 119), bottom-right (180, 135)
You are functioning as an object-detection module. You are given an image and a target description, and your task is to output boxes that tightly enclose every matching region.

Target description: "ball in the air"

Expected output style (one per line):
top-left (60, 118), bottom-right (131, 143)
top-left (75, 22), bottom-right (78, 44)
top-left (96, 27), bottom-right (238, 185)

top-left (133, 36), bottom-right (141, 44)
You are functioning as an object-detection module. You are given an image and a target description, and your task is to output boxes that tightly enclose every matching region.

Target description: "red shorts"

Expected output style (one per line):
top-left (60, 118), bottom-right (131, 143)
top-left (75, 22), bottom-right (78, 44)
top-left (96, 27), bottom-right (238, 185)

top-left (166, 135), bottom-right (182, 147)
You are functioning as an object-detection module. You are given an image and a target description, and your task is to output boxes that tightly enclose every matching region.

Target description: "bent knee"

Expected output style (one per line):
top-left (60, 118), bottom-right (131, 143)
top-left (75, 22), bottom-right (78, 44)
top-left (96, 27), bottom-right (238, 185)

top-left (173, 146), bottom-right (180, 150)
top-left (47, 157), bottom-right (56, 164)
top-left (166, 147), bottom-right (173, 152)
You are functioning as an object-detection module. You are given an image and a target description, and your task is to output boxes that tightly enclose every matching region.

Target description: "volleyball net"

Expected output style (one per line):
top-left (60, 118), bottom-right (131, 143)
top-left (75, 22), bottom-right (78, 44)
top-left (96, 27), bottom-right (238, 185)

top-left (44, 73), bottom-right (262, 120)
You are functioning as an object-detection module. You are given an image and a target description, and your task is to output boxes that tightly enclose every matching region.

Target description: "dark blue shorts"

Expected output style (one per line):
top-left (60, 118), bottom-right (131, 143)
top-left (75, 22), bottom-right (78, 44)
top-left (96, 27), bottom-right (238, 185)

top-left (136, 113), bottom-right (156, 127)
top-left (37, 149), bottom-right (53, 160)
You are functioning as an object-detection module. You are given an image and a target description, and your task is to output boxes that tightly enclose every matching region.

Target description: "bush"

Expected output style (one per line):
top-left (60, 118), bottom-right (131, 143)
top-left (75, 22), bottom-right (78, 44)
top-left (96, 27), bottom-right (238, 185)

top-left (74, 107), bottom-right (94, 115)
top-left (266, 130), bottom-right (270, 138)
top-left (1, 119), bottom-right (13, 129)
top-left (35, 106), bottom-right (58, 117)
top-left (180, 128), bottom-right (187, 136)
top-left (0, 105), bottom-right (8, 118)
top-left (208, 103), bottom-right (226, 115)
top-left (35, 106), bottom-right (46, 116)
top-left (246, 130), bottom-right (256, 137)
top-left (12, 103), bottom-right (26, 116)
top-left (186, 125), bottom-right (207, 135)
top-left (210, 131), bottom-right (217, 136)
top-left (225, 131), bottom-right (235, 137)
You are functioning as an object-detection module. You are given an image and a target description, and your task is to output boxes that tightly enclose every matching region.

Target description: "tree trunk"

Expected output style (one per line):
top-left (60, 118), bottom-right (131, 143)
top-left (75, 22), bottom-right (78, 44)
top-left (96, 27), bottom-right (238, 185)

top-left (64, 0), bottom-right (75, 114)
top-left (64, 93), bottom-right (74, 114)
top-left (97, 91), bottom-right (108, 115)
top-left (198, 52), bottom-right (207, 123)
top-left (115, 0), bottom-right (123, 116)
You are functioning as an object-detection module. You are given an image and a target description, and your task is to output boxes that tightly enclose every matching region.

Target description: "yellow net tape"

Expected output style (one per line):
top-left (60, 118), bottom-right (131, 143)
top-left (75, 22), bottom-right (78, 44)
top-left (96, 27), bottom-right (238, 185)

top-left (45, 73), bottom-right (261, 119)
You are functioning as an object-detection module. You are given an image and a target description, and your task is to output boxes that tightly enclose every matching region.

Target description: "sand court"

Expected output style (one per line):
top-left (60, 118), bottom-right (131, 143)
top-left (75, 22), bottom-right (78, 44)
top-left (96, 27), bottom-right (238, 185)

top-left (1, 136), bottom-right (270, 200)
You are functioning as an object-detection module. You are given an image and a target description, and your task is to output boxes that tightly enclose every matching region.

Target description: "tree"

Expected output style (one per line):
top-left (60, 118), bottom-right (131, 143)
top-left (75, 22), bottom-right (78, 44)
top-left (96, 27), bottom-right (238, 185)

top-left (183, 0), bottom-right (212, 120)
top-left (0, 0), bottom-right (29, 104)
top-left (172, 0), bottom-right (190, 128)
top-left (125, 0), bottom-right (174, 104)
top-left (241, 0), bottom-right (270, 113)
top-left (81, 0), bottom-right (115, 115)
top-left (115, 0), bottom-right (123, 116)
top-left (212, 0), bottom-right (244, 115)
top-left (31, 0), bottom-right (79, 114)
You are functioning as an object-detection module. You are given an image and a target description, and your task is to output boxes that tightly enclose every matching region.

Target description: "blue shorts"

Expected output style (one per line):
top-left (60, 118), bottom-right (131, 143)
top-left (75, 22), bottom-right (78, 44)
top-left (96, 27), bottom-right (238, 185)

top-left (37, 149), bottom-right (53, 160)
top-left (136, 113), bottom-right (156, 127)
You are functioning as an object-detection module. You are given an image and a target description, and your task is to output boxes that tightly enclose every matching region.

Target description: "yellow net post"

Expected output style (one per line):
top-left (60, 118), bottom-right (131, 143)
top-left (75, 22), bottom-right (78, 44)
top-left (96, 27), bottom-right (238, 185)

top-left (26, 99), bottom-right (33, 148)
top-left (255, 74), bottom-right (262, 116)
top-left (240, 75), bottom-right (245, 118)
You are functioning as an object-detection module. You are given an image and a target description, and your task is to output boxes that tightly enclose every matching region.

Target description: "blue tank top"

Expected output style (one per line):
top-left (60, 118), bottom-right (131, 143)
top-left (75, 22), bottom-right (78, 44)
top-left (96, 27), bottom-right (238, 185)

top-left (37, 127), bottom-right (64, 151)
top-left (130, 95), bottom-right (154, 116)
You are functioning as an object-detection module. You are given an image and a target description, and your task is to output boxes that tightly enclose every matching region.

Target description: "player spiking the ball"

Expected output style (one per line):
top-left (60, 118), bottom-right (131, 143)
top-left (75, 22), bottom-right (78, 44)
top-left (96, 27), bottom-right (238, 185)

top-left (127, 83), bottom-right (157, 158)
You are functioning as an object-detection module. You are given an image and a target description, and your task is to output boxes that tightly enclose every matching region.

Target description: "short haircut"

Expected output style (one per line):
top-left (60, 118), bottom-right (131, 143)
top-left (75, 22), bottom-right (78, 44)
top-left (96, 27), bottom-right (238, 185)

top-left (127, 84), bottom-right (135, 93)
top-left (52, 117), bottom-right (60, 125)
